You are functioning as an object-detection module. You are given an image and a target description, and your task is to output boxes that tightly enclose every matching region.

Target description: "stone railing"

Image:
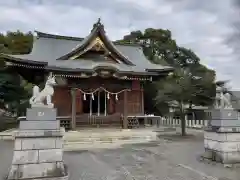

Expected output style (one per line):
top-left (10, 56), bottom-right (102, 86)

top-left (158, 117), bottom-right (209, 129)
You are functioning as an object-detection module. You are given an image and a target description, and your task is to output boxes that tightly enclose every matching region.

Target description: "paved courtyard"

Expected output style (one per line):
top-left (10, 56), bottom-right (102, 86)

top-left (0, 130), bottom-right (239, 180)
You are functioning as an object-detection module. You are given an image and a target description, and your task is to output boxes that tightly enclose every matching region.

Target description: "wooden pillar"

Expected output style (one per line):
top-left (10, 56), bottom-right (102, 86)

top-left (76, 91), bottom-right (83, 114)
top-left (141, 88), bottom-right (144, 115)
top-left (97, 91), bottom-right (100, 116)
top-left (90, 94), bottom-right (92, 116)
top-left (79, 92), bottom-right (83, 113)
top-left (71, 89), bottom-right (76, 130)
top-left (104, 91), bottom-right (107, 116)
top-left (108, 95), bottom-right (114, 114)
top-left (123, 90), bottom-right (128, 129)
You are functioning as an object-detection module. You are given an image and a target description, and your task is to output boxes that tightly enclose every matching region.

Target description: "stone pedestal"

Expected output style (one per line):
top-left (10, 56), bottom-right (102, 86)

top-left (7, 108), bottom-right (68, 180)
top-left (202, 108), bottom-right (240, 167)
top-left (209, 109), bottom-right (240, 128)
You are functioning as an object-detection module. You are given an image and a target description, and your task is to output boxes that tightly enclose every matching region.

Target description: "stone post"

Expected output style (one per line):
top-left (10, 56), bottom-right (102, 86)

top-left (7, 107), bottom-right (68, 180)
top-left (202, 108), bottom-right (240, 167)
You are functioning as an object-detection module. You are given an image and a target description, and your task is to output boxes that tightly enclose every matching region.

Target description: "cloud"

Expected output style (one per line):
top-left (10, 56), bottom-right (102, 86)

top-left (0, 0), bottom-right (239, 89)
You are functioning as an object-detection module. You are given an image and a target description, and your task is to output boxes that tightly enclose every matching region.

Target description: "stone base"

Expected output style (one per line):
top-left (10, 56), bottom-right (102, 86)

top-left (199, 153), bottom-right (240, 168)
top-left (209, 109), bottom-right (240, 127)
top-left (8, 162), bottom-right (68, 180)
top-left (203, 131), bottom-right (240, 165)
top-left (7, 129), bottom-right (68, 180)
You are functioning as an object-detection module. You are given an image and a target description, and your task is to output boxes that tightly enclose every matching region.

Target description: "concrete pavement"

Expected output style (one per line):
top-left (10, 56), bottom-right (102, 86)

top-left (1, 130), bottom-right (239, 180)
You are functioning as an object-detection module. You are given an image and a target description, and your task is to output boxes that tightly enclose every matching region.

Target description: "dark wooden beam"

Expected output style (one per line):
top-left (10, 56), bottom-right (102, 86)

top-left (71, 89), bottom-right (76, 130)
top-left (123, 90), bottom-right (128, 129)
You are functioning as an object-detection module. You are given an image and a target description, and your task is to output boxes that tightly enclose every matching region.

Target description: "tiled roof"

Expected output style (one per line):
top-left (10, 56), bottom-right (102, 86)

top-left (1, 21), bottom-right (173, 75)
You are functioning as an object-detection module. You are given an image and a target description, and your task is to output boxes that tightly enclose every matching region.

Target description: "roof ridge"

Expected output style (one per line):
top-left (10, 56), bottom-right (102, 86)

top-left (35, 31), bottom-right (84, 41)
top-left (35, 31), bottom-right (142, 47)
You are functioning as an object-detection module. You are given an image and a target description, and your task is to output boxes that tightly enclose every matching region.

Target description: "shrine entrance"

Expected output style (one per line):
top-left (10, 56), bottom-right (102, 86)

top-left (99, 91), bottom-right (106, 114)
top-left (82, 90), bottom-right (107, 116)
top-left (72, 86), bottom-right (130, 128)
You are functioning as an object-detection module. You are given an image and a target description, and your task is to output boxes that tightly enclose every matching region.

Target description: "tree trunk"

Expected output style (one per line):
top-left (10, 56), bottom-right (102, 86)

top-left (180, 101), bottom-right (186, 136)
top-left (180, 112), bottom-right (186, 136)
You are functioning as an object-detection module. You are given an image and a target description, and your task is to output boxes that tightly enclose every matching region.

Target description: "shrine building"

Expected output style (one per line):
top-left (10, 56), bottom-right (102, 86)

top-left (1, 19), bottom-right (173, 129)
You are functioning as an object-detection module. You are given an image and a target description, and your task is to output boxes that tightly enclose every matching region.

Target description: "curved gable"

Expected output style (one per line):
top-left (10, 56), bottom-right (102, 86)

top-left (56, 19), bottom-right (135, 66)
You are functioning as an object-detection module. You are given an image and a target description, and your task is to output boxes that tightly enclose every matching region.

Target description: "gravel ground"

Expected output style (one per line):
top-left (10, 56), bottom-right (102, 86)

top-left (0, 131), bottom-right (239, 180)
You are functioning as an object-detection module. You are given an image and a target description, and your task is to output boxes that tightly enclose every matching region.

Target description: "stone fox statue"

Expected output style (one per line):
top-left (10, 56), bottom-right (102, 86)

top-left (29, 74), bottom-right (57, 108)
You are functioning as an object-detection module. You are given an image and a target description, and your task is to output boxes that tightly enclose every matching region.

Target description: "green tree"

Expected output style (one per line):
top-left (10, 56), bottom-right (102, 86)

top-left (4, 31), bottom-right (33, 54)
top-left (0, 31), bottom-right (33, 114)
top-left (0, 70), bottom-right (28, 112)
top-left (155, 66), bottom-right (215, 136)
top-left (117, 28), bottom-right (216, 135)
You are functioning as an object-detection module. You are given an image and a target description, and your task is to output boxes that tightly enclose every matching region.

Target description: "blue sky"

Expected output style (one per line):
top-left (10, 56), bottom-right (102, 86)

top-left (0, 0), bottom-right (239, 89)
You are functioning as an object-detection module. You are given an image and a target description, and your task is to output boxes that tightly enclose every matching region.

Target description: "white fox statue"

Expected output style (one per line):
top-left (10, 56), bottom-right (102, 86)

top-left (29, 73), bottom-right (57, 108)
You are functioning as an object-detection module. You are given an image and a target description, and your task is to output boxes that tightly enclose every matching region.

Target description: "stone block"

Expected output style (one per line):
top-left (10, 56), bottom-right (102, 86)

top-left (55, 138), bottom-right (63, 149)
top-left (38, 149), bottom-right (63, 163)
top-left (224, 151), bottom-right (240, 164)
top-left (209, 109), bottom-right (240, 128)
top-left (203, 130), bottom-right (240, 165)
top-left (204, 131), bottom-right (227, 141)
top-left (12, 150), bottom-right (38, 164)
top-left (17, 162), bottom-right (63, 179)
top-left (210, 119), bottom-right (240, 127)
top-left (21, 137), bottom-right (57, 150)
top-left (15, 129), bottom-right (64, 138)
top-left (26, 107), bottom-right (56, 121)
top-left (204, 139), bottom-right (220, 151)
top-left (211, 109), bottom-right (238, 120)
top-left (204, 138), bottom-right (240, 152)
top-left (225, 133), bottom-right (240, 141)
top-left (218, 127), bottom-right (240, 133)
top-left (221, 141), bottom-right (240, 152)
top-left (7, 165), bottom-right (19, 180)
top-left (19, 120), bottom-right (60, 130)
top-left (14, 138), bottom-right (22, 150)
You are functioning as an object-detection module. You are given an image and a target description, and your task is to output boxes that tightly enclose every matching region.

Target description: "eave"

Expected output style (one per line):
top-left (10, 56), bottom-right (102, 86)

top-left (0, 53), bottom-right (47, 69)
top-left (54, 73), bottom-right (152, 81)
top-left (1, 53), bottom-right (172, 77)
top-left (1, 53), bottom-right (47, 65)
top-left (1, 59), bottom-right (169, 82)
top-left (146, 67), bottom-right (174, 73)
top-left (45, 66), bottom-right (159, 76)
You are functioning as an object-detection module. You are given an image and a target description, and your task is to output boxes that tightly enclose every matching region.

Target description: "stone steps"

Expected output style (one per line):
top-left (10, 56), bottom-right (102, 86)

top-left (64, 135), bottom-right (154, 141)
top-left (0, 128), bottom-right (16, 140)
top-left (64, 131), bottom-right (156, 141)
top-left (63, 129), bottom-right (157, 150)
top-left (1, 128), bottom-right (158, 150)
top-left (64, 138), bottom-right (153, 151)
top-left (64, 135), bottom-right (154, 143)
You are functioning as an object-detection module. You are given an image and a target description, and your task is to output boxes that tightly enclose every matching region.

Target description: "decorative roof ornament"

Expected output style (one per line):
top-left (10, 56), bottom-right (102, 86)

top-left (97, 17), bottom-right (101, 24)
top-left (92, 17), bottom-right (104, 31)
